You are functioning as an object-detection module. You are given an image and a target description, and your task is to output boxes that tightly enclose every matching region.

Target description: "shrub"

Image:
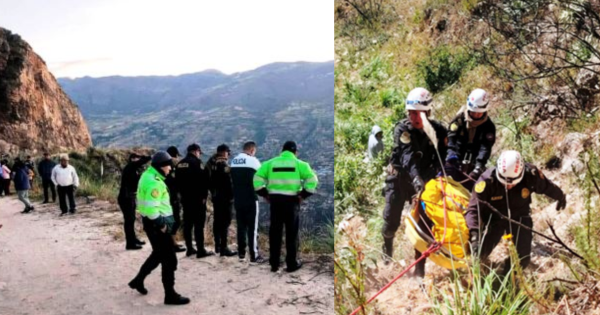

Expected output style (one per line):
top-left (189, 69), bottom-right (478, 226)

top-left (417, 46), bottom-right (474, 93)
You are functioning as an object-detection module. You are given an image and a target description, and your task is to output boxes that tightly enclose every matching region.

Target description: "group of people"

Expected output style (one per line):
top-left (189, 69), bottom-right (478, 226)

top-left (121, 140), bottom-right (318, 305)
top-left (0, 153), bottom-right (80, 215)
top-left (382, 87), bottom-right (566, 277)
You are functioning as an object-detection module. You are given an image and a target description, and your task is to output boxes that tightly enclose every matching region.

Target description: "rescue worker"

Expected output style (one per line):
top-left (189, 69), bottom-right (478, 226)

top-left (166, 146), bottom-right (185, 253)
top-left (254, 141), bottom-right (318, 272)
top-left (466, 150), bottom-right (566, 276)
top-left (175, 143), bottom-right (214, 258)
top-left (446, 89), bottom-right (496, 190)
top-left (231, 141), bottom-right (265, 263)
top-left (118, 153), bottom-right (151, 250)
top-left (207, 144), bottom-right (237, 257)
top-left (128, 151), bottom-right (190, 305)
top-left (382, 87), bottom-right (448, 277)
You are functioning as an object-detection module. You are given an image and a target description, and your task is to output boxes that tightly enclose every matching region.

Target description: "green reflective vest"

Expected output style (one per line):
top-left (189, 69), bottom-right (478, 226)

top-left (253, 151), bottom-right (318, 196)
top-left (136, 166), bottom-right (173, 219)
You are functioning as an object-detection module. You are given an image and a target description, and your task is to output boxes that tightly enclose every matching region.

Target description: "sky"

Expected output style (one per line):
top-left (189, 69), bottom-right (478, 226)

top-left (0, 0), bottom-right (332, 78)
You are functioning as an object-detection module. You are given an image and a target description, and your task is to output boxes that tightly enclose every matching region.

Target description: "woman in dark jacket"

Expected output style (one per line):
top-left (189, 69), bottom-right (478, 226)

top-left (13, 159), bottom-right (34, 213)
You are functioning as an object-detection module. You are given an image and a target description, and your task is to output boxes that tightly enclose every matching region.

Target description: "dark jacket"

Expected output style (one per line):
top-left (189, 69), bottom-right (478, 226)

top-left (390, 118), bottom-right (448, 188)
top-left (13, 162), bottom-right (30, 191)
top-left (175, 153), bottom-right (210, 202)
top-left (447, 113), bottom-right (496, 170)
top-left (118, 156), bottom-right (151, 199)
top-left (164, 170), bottom-right (180, 210)
top-left (38, 159), bottom-right (57, 180)
top-left (465, 163), bottom-right (565, 231)
top-left (231, 153), bottom-right (261, 208)
top-left (206, 154), bottom-right (233, 202)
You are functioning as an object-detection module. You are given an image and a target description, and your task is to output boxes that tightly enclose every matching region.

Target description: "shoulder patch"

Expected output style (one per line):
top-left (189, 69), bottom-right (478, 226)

top-left (486, 133), bottom-right (495, 141)
top-left (475, 181), bottom-right (486, 193)
top-left (450, 123), bottom-right (459, 132)
top-left (521, 188), bottom-right (530, 199)
top-left (400, 131), bottom-right (411, 144)
top-left (151, 189), bottom-right (160, 198)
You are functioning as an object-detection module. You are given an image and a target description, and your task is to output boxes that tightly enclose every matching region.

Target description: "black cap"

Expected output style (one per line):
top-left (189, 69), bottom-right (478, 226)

top-left (129, 153), bottom-right (141, 161)
top-left (187, 143), bottom-right (201, 153)
top-left (166, 146), bottom-right (180, 158)
top-left (151, 151), bottom-right (173, 168)
top-left (217, 144), bottom-right (230, 153)
top-left (282, 141), bottom-right (297, 153)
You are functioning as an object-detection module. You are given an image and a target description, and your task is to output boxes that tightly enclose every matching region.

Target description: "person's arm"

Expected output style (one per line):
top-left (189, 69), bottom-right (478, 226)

top-left (253, 162), bottom-right (269, 198)
top-left (299, 161), bottom-right (318, 199)
top-left (474, 122), bottom-right (496, 171)
top-left (446, 116), bottom-right (461, 164)
top-left (72, 166), bottom-right (80, 187)
top-left (528, 165), bottom-right (566, 210)
top-left (51, 167), bottom-right (58, 186)
top-left (464, 178), bottom-right (491, 255)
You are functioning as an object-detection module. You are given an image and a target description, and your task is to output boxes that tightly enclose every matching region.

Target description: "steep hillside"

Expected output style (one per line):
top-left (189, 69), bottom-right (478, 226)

top-left (334, 0), bottom-right (600, 314)
top-left (0, 27), bottom-right (91, 154)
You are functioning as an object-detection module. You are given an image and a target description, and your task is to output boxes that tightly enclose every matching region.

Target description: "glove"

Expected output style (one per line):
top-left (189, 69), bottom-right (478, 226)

top-left (556, 196), bottom-right (566, 211)
top-left (469, 168), bottom-right (483, 181)
top-left (469, 230), bottom-right (480, 256)
top-left (412, 176), bottom-right (425, 194)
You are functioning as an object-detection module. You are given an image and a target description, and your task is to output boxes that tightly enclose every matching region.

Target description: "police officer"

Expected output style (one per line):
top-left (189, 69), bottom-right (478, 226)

top-left (466, 150), bottom-right (566, 276)
top-left (166, 146), bottom-right (185, 253)
top-left (175, 143), bottom-right (214, 258)
top-left (446, 89), bottom-right (496, 190)
top-left (128, 151), bottom-right (190, 305)
top-left (207, 144), bottom-right (237, 257)
top-left (118, 153), bottom-right (151, 250)
top-left (231, 141), bottom-right (265, 263)
top-left (382, 87), bottom-right (448, 276)
top-left (254, 141), bottom-right (318, 272)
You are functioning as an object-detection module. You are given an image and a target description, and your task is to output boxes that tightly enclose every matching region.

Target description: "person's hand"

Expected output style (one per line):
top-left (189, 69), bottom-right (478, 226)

top-left (469, 168), bottom-right (483, 181)
top-left (556, 196), bottom-right (567, 211)
top-left (160, 225), bottom-right (167, 233)
top-left (469, 230), bottom-right (480, 256)
top-left (412, 176), bottom-right (424, 194)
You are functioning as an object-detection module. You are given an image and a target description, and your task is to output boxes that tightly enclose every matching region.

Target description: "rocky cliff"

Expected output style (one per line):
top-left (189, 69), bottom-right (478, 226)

top-left (0, 27), bottom-right (91, 155)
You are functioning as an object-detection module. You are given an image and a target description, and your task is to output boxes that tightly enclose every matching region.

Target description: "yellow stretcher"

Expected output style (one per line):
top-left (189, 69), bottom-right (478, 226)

top-left (404, 177), bottom-right (471, 269)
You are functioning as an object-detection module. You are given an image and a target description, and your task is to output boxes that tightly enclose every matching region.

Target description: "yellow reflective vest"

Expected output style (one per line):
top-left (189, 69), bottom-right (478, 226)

top-left (253, 151), bottom-right (318, 196)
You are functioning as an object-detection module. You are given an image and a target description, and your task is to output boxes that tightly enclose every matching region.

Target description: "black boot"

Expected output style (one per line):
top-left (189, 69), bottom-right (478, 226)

top-left (164, 290), bottom-right (190, 305)
top-left (196, 248), bottom-right (215, 258)
top-left (128, 277), bottom-right (148, 295)
top-left (383, 237), bottom-right (394, 264)
top-left (220, 248), bottom-right (237, 257)
top-left (186, 248), bottom-right (197, 257)
top-left (413, 250), bottom-right (426, 278)
top-left (135, 239), bottom-right (146, 246)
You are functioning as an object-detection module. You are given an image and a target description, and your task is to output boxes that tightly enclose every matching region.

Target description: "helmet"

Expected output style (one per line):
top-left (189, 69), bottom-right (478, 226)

top-left (405, 87), bottom-right (433, 111)
top-left (151, 151), bottom-right (173, 168)
top-left (496, 150), bottom-right (524, 186)
top-left (467, 89), bottom-right (489, 113)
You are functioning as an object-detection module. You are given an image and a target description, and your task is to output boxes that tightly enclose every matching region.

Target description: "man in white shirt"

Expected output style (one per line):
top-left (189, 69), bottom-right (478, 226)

top-left (51, 154), bottom-right (80, 216)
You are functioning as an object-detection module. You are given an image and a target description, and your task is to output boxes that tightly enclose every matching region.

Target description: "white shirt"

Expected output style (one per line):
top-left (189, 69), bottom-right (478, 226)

top-left (51, 164), bottom-right (80, 187)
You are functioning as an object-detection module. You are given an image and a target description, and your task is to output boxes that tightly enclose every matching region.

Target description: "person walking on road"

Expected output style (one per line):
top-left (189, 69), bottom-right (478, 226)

top-left (51, 154), bottom-right (79, 216)
top-left (38, 152), bottom-right (57, 203)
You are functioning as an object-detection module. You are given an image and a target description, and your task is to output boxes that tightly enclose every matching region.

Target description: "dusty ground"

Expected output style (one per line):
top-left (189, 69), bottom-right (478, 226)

top-left (0, 197), bottom-right (333, 315)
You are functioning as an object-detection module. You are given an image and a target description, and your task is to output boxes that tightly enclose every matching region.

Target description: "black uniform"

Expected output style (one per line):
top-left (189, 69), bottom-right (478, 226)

top-left (175, 153), bottom-right (210, 253)
top-left (38, 159), bottom-right (57, 202)
top-left (118, 156), bottom-right (151, 247)
top-left (164, 170), bottom-right (181, 234)
top-left (383, 119), bottom-right (448, 239)
top-left (231, 153), bottom-right (261, 260)
top-left (466, 164), bottom-right (565, 274)
top-left (447, 112), bottom-right (496, 190)
top-left (207, 155), bottom-right (234, 252)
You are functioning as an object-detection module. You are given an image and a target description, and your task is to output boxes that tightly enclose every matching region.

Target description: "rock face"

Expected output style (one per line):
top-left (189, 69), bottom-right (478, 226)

top-left (0, 27), bottom-right (91, 155)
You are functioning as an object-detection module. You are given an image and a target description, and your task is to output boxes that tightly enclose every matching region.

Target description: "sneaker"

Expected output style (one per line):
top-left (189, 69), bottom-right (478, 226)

top-left (250, 255), bottom-right (266, 265)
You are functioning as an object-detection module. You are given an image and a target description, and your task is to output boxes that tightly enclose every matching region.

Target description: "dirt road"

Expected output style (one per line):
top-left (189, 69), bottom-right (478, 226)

top-left (0, 197), bottom-right (333, 315)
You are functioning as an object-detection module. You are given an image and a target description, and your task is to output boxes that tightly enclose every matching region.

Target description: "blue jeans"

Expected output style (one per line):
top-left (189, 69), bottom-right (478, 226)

top-left (17, 190), bottom-right (32, 208)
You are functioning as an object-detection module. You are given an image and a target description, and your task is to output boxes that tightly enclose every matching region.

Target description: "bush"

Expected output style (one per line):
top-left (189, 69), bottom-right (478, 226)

top-left (417, 46), bottom-right (474, 93)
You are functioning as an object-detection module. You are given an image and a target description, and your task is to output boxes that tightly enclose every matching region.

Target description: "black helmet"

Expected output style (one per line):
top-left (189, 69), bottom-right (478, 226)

top-left (217, 144), bottom-right (230, 153)
top-left (166, 146), bottom-right (180, 158)
top-left (187, 143), bottom-right (201, 153)
top-left (282, 141), bottom-right (297, 153)
top-left (151, 151), bottom-right (172, 168)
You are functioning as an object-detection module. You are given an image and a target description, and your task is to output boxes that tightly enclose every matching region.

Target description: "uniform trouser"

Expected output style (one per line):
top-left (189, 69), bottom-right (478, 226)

top-left (2, 178), bottom-right (10, 195)
top-left (135, 217), bottom-right (177, 294)
top-left (17, 190), bottom-right (32, 208)
top-left (269, 196), bottom-right (300, 269)
top-left (479, 216), bottom-right (533, 274)
top-left (42, 178), bottom-right (56, 202)
top-left (57, 185), bottom-right (76, 213)
top-left (118, 195), bottom-right (138, 246)
top-left (381, 175), bottom-right (415, 239)
top-left (181, 199), bottom-right (207, 250)
top-left (171, 201), bottom-right (181, 234)
top-left (236, 201), bottom-right (259, 259)
top-left (213, 199), bottom-right (233, 251)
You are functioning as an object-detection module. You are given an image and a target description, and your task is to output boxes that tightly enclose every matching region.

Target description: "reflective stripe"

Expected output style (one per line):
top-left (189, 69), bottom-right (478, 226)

top-left (268, 179), bottom-right (302, 185)
top-left (305, 188), bottom-right (317, 193)
top-left (267, 190), bottom-right (299, 196)
top-left (305, 177), bottom-right (318, 183)
top-left (137, 200), bottom-right (162, 207)
top-left (253, 201), bottom-right (259, 254)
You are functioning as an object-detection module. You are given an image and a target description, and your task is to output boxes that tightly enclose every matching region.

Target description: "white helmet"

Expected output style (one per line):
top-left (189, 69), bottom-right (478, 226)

top-left (406, 87), bottom-right (433, 111)
top-left (466, 88), bottom-right (489, 113)
top-left (496, 150), bottom-right (525, 186)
